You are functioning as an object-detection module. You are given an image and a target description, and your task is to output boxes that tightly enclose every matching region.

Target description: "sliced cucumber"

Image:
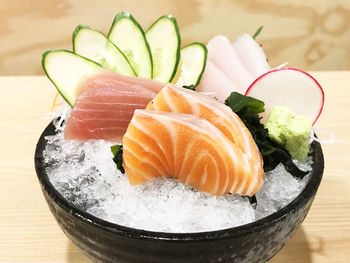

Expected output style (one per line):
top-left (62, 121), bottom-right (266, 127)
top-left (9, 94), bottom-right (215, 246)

top-left (146, 15), bottom-right (180, 83)
top-left (73, 25), bottom-right (136, 77)
top-left (176, 43), bottom-right (207, 87)
top-left (170, 58), bottom-right (182, 84)
top-left (42, 49), bottom-right (103, 106)
top-left (108, 12), bottom-right (152, 79)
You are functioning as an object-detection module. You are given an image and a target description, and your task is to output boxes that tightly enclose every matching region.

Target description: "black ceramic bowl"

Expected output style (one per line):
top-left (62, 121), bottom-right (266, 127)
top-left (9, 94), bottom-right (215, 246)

top-left (35, 121), bottom-right (324, 263)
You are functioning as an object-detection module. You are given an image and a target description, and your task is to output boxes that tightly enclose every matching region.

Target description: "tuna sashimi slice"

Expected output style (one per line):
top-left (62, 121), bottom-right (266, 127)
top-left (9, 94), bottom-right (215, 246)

top-left (123, 110), bottom-right (264, 196)
top-left (64, 72), bottom-right (164, 142)
top-left (76, 71), bottom-right (164, 95)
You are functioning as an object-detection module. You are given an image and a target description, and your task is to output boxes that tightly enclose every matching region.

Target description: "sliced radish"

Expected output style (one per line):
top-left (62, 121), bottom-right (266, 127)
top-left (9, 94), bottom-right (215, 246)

top-left (245, 68), bottom-right (324, 125)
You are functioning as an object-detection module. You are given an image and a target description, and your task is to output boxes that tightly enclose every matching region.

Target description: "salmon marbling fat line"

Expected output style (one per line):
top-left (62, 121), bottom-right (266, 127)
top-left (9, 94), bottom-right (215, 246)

top-left (144, 85), bottom-right (264, 195)
top-left (130, 117), bottom-right (173, 173)
top-left (123, 110), bottom-right (261, 196)
top-left (147, 85), bottom-right (264, 174)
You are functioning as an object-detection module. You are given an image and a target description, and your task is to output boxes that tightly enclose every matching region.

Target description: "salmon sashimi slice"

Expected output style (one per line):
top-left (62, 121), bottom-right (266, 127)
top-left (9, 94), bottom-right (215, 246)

top-left (123, 110), bottom-right (263, 196)
top-left (64, 72), bottom-right (164, 142)
top-left (146, 85), bottom-right (265, 192)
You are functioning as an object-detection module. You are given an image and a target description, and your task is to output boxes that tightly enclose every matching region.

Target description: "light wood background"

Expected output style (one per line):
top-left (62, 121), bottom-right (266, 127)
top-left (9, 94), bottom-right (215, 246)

top-left (0, 0), bottom-right (350, 75)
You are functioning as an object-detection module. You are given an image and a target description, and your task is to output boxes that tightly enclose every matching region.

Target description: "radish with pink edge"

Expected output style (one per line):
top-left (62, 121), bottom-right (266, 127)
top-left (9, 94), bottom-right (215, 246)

top-left (245, 68), bottom-right (324, 125)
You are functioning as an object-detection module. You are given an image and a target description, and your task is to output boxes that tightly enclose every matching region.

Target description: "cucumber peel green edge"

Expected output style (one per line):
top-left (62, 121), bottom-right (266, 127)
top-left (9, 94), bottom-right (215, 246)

top-left (72, 24), bottom-right (90, 51)
top-left (41, 49), bottom-right (103, 107)
top-left (107, 11), bottom-right (153, 78)
top-left (72, 24), bottom-right (137, 77)
top-left (181, 42), bottom-right (208, 86)
top-left (146, 14), bottom-right (181, 82)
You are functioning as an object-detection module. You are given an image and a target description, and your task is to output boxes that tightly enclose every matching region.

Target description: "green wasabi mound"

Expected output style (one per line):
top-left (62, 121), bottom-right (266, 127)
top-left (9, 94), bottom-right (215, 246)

top-left (265, 106), bottom-right (312, 160)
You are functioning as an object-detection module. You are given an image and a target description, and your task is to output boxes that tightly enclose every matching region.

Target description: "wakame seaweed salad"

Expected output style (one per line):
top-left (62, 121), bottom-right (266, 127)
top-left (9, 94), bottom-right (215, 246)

top-left (225, 92), bottom-right (308, 179)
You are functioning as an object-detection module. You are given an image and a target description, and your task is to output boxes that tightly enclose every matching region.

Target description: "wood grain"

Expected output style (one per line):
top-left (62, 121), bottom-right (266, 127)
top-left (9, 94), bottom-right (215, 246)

top-left (0, 0), bottom-right (350, 75)
top-left (0, 72), bottom-right (349, 262)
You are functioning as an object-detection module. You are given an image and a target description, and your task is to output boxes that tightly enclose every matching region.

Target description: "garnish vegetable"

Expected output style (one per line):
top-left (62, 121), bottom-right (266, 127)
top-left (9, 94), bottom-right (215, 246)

top-left (145, 15), bottom-right (181, 82)
top-left (176, 43), bottom-right (207, 87)
top-left (108, 12), bottom-right (153, 78)
top-left (73, 25), bottom-right (136, 77)
top-left (252, 26), bottom-right (264, 40)
top-left (43, 12), bottom-right (208, 108)
top-left (245, 68), bottom-right (324, 125)
top-left (182, 85), bottom-right (196, 91)
top-left (111, 145), bottom-right (125, 174)
top-left (225, 92), bottom-right (308, 179)
top-left (42, 50), bottom-right (103, 106)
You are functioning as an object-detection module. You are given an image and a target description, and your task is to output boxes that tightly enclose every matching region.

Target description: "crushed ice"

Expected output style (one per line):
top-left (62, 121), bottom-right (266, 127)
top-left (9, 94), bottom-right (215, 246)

top-left (43, 129), bottom-right (312, 233)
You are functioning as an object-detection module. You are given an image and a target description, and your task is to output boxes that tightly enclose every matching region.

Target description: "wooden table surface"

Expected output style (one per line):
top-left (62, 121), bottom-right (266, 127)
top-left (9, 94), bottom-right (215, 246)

top-left (0, 72), bottom-right (349, 262)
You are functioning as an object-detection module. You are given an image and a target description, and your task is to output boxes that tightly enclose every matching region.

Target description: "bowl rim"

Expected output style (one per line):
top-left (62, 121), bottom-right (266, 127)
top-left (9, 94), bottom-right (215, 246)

top-left (35, 120), bottom-right (324, 242)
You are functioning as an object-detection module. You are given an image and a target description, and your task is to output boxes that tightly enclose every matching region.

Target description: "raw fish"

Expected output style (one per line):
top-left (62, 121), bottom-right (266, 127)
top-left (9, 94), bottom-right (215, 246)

top-left (197, 34), bottom-right (270, 100)
top-left (123, 110), bottom-right (264, 196)
top-left (197, 60), bottom-right (241, 101)
top-left (232, 34), bottom-right (270, 77)
top-left (206, 35), bottom-right (254, 90)
top-left (77, 71), bottom-right (163, 94)
top-left (64, 72), bottom-right (164, 142)
top-left (147, 85), bottom-right (264, 186)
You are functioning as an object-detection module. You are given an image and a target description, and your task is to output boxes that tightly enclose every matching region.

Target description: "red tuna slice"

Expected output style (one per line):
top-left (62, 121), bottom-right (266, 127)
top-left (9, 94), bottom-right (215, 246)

top-left (64, 72), bottom-right (164, 142)
top-left (76, 71), bottom-right (164, 95)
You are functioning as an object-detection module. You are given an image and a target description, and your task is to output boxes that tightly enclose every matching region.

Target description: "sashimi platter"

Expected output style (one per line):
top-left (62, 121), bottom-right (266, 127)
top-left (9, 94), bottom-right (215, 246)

top-left (35, 12), bottom-right (325, 263)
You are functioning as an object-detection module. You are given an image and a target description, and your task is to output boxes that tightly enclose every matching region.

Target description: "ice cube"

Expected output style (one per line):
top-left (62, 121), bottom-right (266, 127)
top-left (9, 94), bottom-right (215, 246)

top-left (43, 128), bottom-right (312, 233)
